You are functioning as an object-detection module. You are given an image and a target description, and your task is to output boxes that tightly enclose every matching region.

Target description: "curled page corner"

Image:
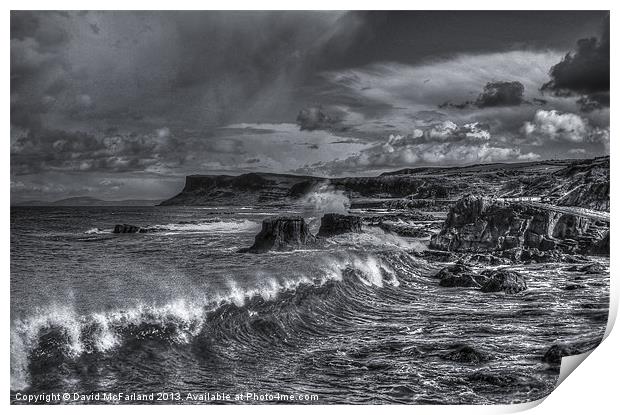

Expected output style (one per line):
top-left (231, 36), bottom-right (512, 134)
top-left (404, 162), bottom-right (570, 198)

top-left (556, 350), bottom-right (594, 387)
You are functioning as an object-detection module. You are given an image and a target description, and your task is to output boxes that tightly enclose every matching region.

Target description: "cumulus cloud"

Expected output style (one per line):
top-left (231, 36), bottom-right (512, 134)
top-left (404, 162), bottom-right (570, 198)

top-left (298, 120), bottom-right (539, 175)
top-left (523, 109), bottom-right (609, 150)
top-left (541, 15), bottom-right (609, 110)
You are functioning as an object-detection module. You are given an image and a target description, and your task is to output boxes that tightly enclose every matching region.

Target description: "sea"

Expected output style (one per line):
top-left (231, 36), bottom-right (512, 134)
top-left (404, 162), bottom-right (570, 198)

top-left (10, 205), bottom-right (609, 404)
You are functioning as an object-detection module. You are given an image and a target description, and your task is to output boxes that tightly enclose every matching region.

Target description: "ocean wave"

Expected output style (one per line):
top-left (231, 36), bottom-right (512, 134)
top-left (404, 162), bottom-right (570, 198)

top-left (151, 219), bottom-right (260, 234)
top-left (10, 251), bottom-right (411, 391)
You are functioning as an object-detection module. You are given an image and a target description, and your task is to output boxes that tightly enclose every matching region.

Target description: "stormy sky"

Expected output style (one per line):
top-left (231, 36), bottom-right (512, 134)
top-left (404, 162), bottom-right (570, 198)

top-left (11, 11), bottom-right (610, 202)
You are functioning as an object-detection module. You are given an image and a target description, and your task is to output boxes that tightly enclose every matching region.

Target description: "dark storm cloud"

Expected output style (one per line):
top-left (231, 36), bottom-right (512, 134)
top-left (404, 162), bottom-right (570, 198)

top-left (475, 81), bottom-right (525, 108)
top-left (439, 81), bottom-right (526, 109)
top-left (10, 11), bottom-right (611, 201)
top-left (317, 11), bottom-right (608, 70)
top-left (541, 15), bottom-right (609, 110)
top-left (11, 129), bottom-right (164, 175)
top-left (296, 107), bottom-right (343, 131)
top-left (10, 11), bottom-right (347, 138)
top-left (10, 11), bottom-right (351, 182)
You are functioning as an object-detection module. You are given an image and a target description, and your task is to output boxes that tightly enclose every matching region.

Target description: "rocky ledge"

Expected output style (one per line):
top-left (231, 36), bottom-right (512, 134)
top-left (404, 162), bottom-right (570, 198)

top-left (242, 216), bottom-right (317, 253)
top-left (433, 264), bottom-right (527, 294)
top-left (430, 195), bottom-right (609, 258)
top-left (318, 213), bottom-right (363, 236)
top-left (113, 224), bottom-right (152, 233)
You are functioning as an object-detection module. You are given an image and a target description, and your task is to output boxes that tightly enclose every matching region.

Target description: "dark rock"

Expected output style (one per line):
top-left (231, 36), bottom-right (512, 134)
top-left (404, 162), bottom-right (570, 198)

top-left (520, 248), bottom-right (563, 263)
top-left (429, 195), bottom-right (609, 257)
top-left (480, 270), bottom-right (527, 294)
top-left (461, 253), bottom-right (510, 265)
top-left (434, 264), bottom-right (488, 288)
top-left (588, 232), bottom-right (609, 256)
top-left (564, 284), bottom-right (587, 291)
top-left (113, 224), bottom-right (149, 233)
top-left (566, 263), bottom-right (606, 274)
top-left (245, 216), bottom-right (316, 253)
top-left (442, 345), bottom-right (489, 363)
top-left (318, 213), bottom-right (362, 236)
top-left (542, 344), bottom-right (582, 365)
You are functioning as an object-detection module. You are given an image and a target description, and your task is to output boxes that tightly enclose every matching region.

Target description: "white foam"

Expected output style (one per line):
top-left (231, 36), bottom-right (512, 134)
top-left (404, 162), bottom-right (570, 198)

top-left (152, 219), bottom-right (260, 234)
top-left (84, 227), bottom-right (109, 234)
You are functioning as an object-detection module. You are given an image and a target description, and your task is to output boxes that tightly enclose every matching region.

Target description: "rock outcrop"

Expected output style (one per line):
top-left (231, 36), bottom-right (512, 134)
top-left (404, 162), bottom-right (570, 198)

top-left (430, 195), bottom-right (609, 257)
top-left (244, 216), bottom-right (316, 253)
top-left (434, 264), bottom-right (488, 288)
top-left (113, 224), bottom-right (150, 233)
top-left (433, 265), bottom-right (527, 293)
top-left (565, 263), bottom-right (606, 274)
top-left (588, 232), bottom-right (609, 257)
top-left (318, 213), bottom-right (363, 236)
top-left (480, 270), bottom-right (527, 294)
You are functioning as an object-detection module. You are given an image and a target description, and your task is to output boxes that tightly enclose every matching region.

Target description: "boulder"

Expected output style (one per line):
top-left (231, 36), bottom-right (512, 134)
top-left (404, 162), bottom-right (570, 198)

top-left (434, 264), bottom-right (488, 288)
top-left (318, 213), bottom-right (363, 236)
top-left (542, 344), bottom-right (582, 365)
top-left (565, 263), bottom-right (606, 274)
top-left (564, 284), bottom-right (587, 291)
top-left (113, 224), bottom-right (149, 233)
top-left (480, 270), bottom-right (527, 294)
top-left (244, 216), bottom-right (316, 253)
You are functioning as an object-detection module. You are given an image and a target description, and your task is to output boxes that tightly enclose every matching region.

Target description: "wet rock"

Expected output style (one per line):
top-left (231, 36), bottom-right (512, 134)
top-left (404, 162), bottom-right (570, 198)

top-left (565, 263), bottom-right (606, 274)
top-left (520, 248), bottom-right (563, 263)
top-left (460, 253), bottom-right (510, 266)
top-left (442, 344), bottom-right (489, 363)
top-left (429, 195), bottom-right (609, 257)
top-left (542, 344), bottom-right (582, 365)
top-left (564, 284), bottom-right (587, 291)
top-left (480, 270), bottom-right (527, 294)
top-left (434, 264), bottom-right (488, 288)
top-left (318, 213), bottom-right (363, 236)
top-left (113, 224), bottom-right (150, 233)
top-left (244, 216), bottom-right (316, 253)
top-left (588, 232), bottom-right (609, 256)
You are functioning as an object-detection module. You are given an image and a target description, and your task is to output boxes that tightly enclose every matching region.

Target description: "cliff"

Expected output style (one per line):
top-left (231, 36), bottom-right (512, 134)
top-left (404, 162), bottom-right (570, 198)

top-left (159, 157), bottom-right (609, 209)
top-left (242, 216), bottom-right (317, 253)
top-left (430, 195), bottom-right (609, 256)
top-left (159, 173), bottom-right (321, 206)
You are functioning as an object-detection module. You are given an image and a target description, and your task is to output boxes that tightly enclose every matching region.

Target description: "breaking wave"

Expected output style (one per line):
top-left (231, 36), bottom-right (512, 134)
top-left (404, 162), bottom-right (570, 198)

top-left (10, 251), bottom-right (417, 392)
top-left (151, 219), bottom-right (260, 234)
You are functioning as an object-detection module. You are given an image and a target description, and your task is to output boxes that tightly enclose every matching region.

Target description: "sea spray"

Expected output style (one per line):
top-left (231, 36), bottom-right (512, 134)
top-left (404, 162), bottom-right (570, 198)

top-left (301, 183), bottom-right (351, 215)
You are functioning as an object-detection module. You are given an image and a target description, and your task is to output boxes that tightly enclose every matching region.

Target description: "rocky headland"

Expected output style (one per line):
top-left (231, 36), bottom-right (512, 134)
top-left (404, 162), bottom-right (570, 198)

top-left (430, 194), bottom-right (609, 261)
